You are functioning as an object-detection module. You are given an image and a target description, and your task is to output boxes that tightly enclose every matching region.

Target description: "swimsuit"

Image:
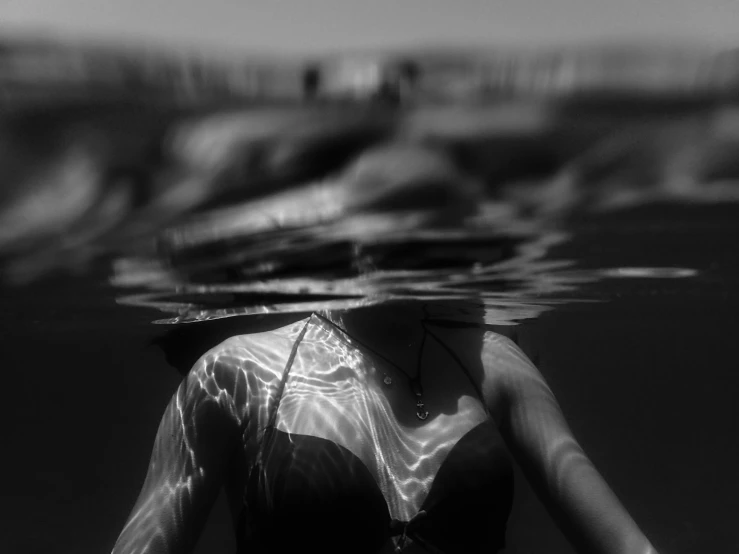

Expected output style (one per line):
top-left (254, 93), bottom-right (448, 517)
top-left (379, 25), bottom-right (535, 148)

top-left (238, 315), bottom-right (513, 553)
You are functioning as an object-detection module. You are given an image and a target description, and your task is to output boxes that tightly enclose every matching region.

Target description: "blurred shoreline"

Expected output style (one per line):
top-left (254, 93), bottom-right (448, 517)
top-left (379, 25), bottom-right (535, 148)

top-left (2, 35), bottom-right (739, 106)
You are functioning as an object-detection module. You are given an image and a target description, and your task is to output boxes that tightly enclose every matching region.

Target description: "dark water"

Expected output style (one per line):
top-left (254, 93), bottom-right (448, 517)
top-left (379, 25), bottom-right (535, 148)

top-left (2, 83), bottom-right (739, 552)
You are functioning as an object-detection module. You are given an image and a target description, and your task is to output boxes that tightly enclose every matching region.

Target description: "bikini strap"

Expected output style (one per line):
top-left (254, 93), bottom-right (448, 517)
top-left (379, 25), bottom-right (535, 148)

top-left (421, 321), bottom-right (489, 417)
top-left (255, 317), bottom-right (312, 466)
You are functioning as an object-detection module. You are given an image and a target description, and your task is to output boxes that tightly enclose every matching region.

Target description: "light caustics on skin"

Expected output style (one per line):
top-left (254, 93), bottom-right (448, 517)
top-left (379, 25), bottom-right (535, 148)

top-left (114, 314), bottom-right (484, 552)
top-left (112, 326), bottom-right (298, 554)
top-left (268, 315), bottom-right (488, 521)
top-left (480, 330), bottom-right (660, 554)
top-left (112, 397), bottom-right (202, 552)
top-left (480, 330), bottom-right (585, 489)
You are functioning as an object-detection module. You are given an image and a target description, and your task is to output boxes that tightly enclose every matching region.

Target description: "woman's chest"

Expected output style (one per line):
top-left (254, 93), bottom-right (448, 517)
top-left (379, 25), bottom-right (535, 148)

top-left (261, 335), bottom-right (493, 519)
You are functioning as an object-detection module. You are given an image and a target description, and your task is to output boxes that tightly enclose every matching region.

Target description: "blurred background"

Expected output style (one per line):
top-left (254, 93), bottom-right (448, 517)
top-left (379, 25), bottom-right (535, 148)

top-left (2, 2), bottom-right (739, 553)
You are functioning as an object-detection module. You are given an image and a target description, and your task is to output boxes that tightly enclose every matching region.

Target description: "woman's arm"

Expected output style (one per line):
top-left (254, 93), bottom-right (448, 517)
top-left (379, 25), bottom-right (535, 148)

top-left (481, 332), bottom-right (658, 554)
top-left (112, 350), bottom-right (246, 554)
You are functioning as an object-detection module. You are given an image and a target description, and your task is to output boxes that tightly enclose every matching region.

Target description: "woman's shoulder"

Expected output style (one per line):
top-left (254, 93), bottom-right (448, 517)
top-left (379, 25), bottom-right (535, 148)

top-left (183, 318), bottom-right (312, 421)
top-left (481, 330), bottom-right (538, 373)
top-left (193, 319), bottom-right (308, 377)
top-left (477, 330), bottom-right (543, 413)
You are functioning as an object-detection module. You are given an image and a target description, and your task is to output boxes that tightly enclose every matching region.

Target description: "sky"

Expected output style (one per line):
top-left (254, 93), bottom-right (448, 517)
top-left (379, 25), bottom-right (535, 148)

top-left (1, 0), bottom-right (738, 55)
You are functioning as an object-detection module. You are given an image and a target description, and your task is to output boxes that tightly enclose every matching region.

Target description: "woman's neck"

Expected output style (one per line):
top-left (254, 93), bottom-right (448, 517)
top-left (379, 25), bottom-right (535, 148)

top-left (317, 303), bottom-right (429, 376)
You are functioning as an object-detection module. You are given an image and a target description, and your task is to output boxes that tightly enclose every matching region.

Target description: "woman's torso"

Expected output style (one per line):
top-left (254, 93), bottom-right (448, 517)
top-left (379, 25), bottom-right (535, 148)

top-left (215, 314), bottom-right (513, 553)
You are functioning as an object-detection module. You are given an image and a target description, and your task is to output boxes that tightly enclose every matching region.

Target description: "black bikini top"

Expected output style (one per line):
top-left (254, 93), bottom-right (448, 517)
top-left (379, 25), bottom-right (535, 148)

top-left (238, 315), bottom-right (513, 553)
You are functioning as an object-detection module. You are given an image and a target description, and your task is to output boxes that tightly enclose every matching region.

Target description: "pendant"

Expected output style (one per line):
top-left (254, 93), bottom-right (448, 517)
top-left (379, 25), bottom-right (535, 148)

top-left (383, 374), bottom-right (393, 386)
top-left (416, 396), bottom-right (429, 420)
top-left (411, 380), bottom-right (428, 420)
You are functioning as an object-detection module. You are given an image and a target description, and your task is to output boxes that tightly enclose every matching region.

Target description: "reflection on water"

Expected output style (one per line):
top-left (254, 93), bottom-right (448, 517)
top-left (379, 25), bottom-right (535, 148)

top-left (1, 44), bottom-right (738, 324)
top-left (104, 129), bottom-right (710, 325)
top-left (596, 267), bottom-right (698, 279)
top-left (112, 224), bottom-right (580, 324)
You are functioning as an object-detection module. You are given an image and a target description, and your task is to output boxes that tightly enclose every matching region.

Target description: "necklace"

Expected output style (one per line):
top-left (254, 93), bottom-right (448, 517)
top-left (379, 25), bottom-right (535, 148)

top-left (314, 313), bottom-right (430, 420)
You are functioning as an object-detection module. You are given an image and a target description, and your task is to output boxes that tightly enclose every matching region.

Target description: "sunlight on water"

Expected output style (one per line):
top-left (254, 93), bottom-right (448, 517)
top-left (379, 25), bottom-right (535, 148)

top-left (597, 267), bottom-right (698, 278)
top-left (112, 224), bottom-right (581, 325)
top-left (2, 43), bottom-right (736, 326)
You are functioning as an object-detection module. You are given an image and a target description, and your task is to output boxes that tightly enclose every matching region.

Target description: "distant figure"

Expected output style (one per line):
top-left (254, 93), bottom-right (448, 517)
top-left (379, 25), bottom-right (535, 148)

top-left (304, 56), bottom-right (419, 102)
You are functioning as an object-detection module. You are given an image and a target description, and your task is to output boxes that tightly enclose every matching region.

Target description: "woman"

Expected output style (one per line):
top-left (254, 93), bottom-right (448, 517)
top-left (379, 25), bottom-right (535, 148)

top-left (111, 298), bottom-right (658, 554)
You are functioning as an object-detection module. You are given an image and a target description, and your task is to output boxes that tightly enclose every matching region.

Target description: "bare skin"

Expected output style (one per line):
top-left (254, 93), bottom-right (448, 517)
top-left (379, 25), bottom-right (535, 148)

top-left (112, 302), bottom-right (658, 554)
